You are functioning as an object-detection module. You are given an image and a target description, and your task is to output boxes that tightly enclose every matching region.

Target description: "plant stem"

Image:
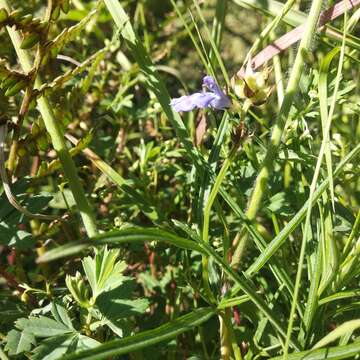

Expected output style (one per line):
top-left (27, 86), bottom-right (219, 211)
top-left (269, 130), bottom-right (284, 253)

top-left (0, 346), bottom-right (9, 360)
top-left (231, 0), bottom-right (323, 270)
top-left (284, 6), bottom-right (346, 356)
top-left (0, 0), bottom-right (97, 237)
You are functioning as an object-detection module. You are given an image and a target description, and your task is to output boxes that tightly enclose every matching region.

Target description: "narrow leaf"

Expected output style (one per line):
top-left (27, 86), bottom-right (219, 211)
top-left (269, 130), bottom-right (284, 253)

top-left (37, 227), bottom-right (205, 263)
top-left (312, 320), bottom-right (360, 350)
top-left (61, 308), bottom-right (214, 360)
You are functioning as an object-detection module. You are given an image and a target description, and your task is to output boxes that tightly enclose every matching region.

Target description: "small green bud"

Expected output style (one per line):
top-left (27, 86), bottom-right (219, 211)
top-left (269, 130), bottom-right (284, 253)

top-left (20, 292), bottom-right (29, 303)
top-left (65, 272), bottom-right (91, 308)
top-left (36, 21), bottom-right (48, 32)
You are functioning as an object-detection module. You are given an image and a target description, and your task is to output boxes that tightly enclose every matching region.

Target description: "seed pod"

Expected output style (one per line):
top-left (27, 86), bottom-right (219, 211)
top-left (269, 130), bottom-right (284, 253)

top-left (36, 133), bottom-right (48, 151)
top-left (2, 75), bottom-right (18, 89)
top-left (31, 18), bottom-right (41, 26)
top-left (27, 140), bottom-right (37, 156)
top-left (60, 0), bottom-right (70, 13)
top-left (36, 21), bottom-right (48, 32)
top-left (37, 161), bottom-right (48, 176)
top-left (17, 142), bottom-right (27, 157)
top-left (10, 9), bottom-right (22, 21)
top-left (31, 122), bottom-right (40, 136)
top-left (51, 5), bottom-right (61, 20)
top-left (20, 14), bottom-right (33, 25)
top-left (0, 8), bottom-right (8, 23)
top-left (41, 52), bottom-right (50, 66)
top-left (20, 32), bottom-right (41, 49)
top-left (231, 63), bottom-right (273, 106)
top-left (5, 79), bottom-right (27, 96)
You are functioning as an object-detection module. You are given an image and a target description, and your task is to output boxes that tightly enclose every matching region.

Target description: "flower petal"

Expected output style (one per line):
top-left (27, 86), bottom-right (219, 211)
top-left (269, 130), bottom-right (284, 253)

top-left (209, 94), bottom-right (231, 110)
top-left (202, 75), bottom-right (222, 96)
top-left (170, 92), bottom-right (217, 112)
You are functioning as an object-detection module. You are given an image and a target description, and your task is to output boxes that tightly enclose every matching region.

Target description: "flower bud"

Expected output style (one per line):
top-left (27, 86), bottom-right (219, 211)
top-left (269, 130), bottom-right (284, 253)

top-left (232, 62), bottom-right (272, 106)
top-left (65, 272), bottom-right (91, 308)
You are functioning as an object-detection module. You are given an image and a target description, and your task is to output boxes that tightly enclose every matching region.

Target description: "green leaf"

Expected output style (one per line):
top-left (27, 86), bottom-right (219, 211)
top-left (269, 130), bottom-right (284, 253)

top-left (103, 0), bottom-right (202, 169)
top-left (198, 240), bottom-right (300, 350)
top-left (31, 333), bottom-right (100, 360)
top-left (82, 246), bottom-right (125, 298)
top-left (318, 47), bottom-right (340, 210)
top-left (37, 227), bottom-right (206, 263)
top-left (92, 228), bottom-right (205, 253)
top-left (62, 307), bottom-right (214, 360)
top-left (65, 137), bottom-right (160, 222)
top-left (319, 290), bottom-right (360, 305)
top-left (270, 340), bottom-right (360, 359)
top-left (5, 329), bottom-right (35, 355)
top-left (44, 7), bottom-right (99, 61)
top-left (51, 302), bottom-right (74, 330)
top-left (16, 316), bottom-right (74, 337)
top-left (246, 142), bottom-right (360, 276)
top-left (76, 335), bottom-right (101, 351)
top-left (312, 320), bottom-right (360, 350)
top-left (96, 281), bottom-right (149, 322)
top-left (32, 334), bottom-right (77, 360)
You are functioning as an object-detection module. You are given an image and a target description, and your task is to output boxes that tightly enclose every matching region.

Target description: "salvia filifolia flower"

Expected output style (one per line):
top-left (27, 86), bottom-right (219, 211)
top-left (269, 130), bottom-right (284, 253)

top-left (231, 62), bottom-right (272, 106)
top-left (170, 75), bottom-right (231, 112)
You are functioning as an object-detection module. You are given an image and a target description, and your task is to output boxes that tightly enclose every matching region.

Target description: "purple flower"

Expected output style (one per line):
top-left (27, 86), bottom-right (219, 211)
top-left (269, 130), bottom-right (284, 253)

top-left (170, 75), bottom-right (230, 112)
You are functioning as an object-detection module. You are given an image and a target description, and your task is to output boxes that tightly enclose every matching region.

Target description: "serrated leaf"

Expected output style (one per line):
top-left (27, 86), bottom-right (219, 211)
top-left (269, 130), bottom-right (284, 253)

top-left (32, 333), bottom-right (100, 360)
top-left (51, 302), bottom-right (74, 330)
top-left (5, 329), bottom-right (35, 355)
top-left (32, 334), bottom-right (77, 360)
top-left (76, 335), bottom-right (101, 350)
top-left (16, 316), bottom-right (74, 337)
top-left (96, 281), bottom-right (149, 322)
top-left (82, 246), bottom-right (124, 299)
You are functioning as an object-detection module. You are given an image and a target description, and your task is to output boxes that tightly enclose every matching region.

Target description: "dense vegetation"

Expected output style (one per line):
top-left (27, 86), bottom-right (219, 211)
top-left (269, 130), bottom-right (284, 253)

top-left (0, 0), bottom-right (359, 359)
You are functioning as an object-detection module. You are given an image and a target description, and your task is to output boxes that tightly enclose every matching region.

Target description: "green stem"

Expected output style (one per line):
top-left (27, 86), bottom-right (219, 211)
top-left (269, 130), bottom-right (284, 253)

top-left (201, 108), bottom-right (247, 303)
top-left (0, 346), bottom-right (9, 360)
top-left (231, 0), bottom-right (323, 270)
top-left (284, 4), bottom-right (347, 357)
top-left (201, 150), bottom-right (235, 304)
top-left (0, 0), bottom-right (97, 237)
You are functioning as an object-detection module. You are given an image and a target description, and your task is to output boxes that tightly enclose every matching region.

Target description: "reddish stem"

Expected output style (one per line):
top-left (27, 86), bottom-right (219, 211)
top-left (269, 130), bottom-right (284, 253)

top-left (237, 0), bottom-right (360, 77)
